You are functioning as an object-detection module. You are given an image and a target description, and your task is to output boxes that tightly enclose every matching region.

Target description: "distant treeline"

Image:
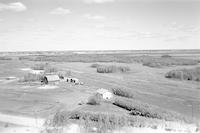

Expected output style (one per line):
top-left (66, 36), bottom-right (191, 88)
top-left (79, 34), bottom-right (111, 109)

top-left (18, 54), bottom-right (199, 67)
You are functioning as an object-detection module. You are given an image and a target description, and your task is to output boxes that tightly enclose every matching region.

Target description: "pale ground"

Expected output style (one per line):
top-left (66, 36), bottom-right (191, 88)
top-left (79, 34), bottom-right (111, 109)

top-left (37, 85), bottom-right (58, 90)
top-left (20, 68), bottom-right (44, 74)
top-left (0, 113), bottom-right (44, 127)
top-left (1, 124), bottom-right (198, 133)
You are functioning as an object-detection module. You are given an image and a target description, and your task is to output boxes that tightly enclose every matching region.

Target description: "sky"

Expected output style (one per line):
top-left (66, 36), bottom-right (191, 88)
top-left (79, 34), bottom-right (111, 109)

top-left (0, 0), bottom-right (200, 51)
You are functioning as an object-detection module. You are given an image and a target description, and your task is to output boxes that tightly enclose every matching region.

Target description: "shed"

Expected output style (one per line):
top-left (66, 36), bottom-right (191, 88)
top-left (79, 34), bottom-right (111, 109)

top-left (72, 78), bottom-right (79, 84)
top-left (41, 75), bottom-right (60, 84)
top-left (96, 88), bottom-right (113, 100)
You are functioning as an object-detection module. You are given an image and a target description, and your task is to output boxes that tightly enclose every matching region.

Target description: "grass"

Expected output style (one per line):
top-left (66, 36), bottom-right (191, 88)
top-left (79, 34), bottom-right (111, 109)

top-left (113, 96), bottom-right (191, 123)
top-left (165, 67), bottom-right (200, 81)
top-left (111, 88), bottom-right (134, 98)
top-left (96, 65), bottom-right (130, 73)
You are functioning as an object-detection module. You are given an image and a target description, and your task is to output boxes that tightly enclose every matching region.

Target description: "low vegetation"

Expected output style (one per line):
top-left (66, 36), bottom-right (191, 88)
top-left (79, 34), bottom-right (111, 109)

top-left (113, 97), bottom-right (190, 123)
top-left (143, 58), bottom-right (198, 68)
top-left (0, 56), bottom-right (12, 60)
top-left (44, 66), bottom-right (58, 73)
top-left (87, 93), bottom-right (102, 105)
top-left (96, 65), bottom-right (130, 73)
top-left (48, 110), bottom-right (165, 132)
top-left (20, 73), bottom-right (43, 82)
top-left (90, 63), bottom-right (101, 68)
top-left (46, 110), bottom-right (196, 133)
top-left (57, 70), bottom-right (71, 79)
top-left (161, 54), bottom-right (172, 58)
top-left (31, 63), bottom-right (48, 70)
top-left (18, 54), bottom-right (198, 68)
top-left (31, 63), bottom-right (58, 73)
top-left (165, 67), bottom-right (200, 81)
top-left (112, 88), bottom-right (134, 98)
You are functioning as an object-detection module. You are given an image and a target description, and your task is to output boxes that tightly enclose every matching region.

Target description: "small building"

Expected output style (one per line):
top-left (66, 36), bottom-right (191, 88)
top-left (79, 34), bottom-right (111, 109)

top-left (96, 88), bottom-right (113, 100)
top-left (41, 75), bottom-right (60, 84)
top-left (72, 78), bottom-right (79, 84)
top-left (65, 77), bottom-right (80, 84)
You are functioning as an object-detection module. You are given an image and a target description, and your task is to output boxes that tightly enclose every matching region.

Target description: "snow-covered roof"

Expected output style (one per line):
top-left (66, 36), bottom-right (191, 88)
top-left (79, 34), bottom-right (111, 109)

top-left (45, 75), bottom-right (60, 82)
top-left (96, 88), bottom-right (111, 94)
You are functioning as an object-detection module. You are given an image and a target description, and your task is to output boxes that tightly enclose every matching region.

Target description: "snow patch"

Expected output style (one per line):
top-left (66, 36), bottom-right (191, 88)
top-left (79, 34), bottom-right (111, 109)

top-left (38, 85), bottom-right (58, 90)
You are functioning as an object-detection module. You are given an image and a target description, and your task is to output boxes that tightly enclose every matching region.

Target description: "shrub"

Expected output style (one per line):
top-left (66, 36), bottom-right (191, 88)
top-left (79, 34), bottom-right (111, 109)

top-left (49, 110), bottom-right (162, 131)
top-left (165, 67), bottom-right (200, 82)
top-left (161, 54), bottom-right (172, 58)
top-left (143, 58), bottom-right (198, 68)
top-left (97, 65), bottom-right (117, 73)
top-left (96, 65), bottom-right (130, 73)
top-left (31, 63), bottom-right (49, 70)
top-left (44, 66), bottom-right (58, 73)
top-left (20, 73), bottom-right (43, 82)
top-left (118, 66), bottom-right (131, 72)
top-left (57, 71), bottom-right (71, 79)
top-left (48, 110), bottom-right (194, 133)
top-left (0, 56), bottom-right (12, 60)
top-left (87, 93), bottom-right (102, 105)
top-left (112, 88), bottom-right (134, 98)
top-left (91, 63), bottom-right (101, 68)
top-left (31, 63), bottom-right (58, 74)
top-left (113, 97), bottom-right (190, 123)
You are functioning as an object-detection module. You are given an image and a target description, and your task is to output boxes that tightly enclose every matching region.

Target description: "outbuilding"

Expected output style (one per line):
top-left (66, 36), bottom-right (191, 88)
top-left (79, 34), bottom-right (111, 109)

top-left (41, 75), bottom-right (60, 84)
top-left (72, 78), bottom-right (79, 84)
top-left (96, 88), bottom-right (113, 100)
top-left (65, 77), bottom-right (80, 84)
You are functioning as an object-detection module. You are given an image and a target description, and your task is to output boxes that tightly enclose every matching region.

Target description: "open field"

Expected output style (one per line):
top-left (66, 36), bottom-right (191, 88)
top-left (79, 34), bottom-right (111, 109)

top-left (0, 50), bottom-right (200, 132)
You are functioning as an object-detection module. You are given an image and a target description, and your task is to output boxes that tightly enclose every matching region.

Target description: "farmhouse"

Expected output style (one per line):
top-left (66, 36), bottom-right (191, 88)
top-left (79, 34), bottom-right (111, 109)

top-left (96, 88), bottom-right (113, 100)
top-left (41, 75), bottom-right (60, 84)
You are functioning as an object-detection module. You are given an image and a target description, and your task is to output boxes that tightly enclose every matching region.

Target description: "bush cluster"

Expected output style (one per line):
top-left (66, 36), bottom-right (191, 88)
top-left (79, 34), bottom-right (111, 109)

top-left (113, 97), bottom-right (190, 123)
top-left (49, 110), bottom-right (163, 131)
top-left (143, 58), bottom-right (198, 68)
top-left (31, 63), bottom-right (58, 73)
top-left (165, 67), bottom-right (200, 81)
top-left (112, 88), bottom-right (134, 98)
top-left (95, 65), bottom-right (130, 73)
top-left (31, 63), bottom-right (49, 70)
top-left (20, 73), bottom-right (43, 82)
top-left (0, 56), bottom-right (12, 60)
top-left (87, 93), bottom-right (102, 105)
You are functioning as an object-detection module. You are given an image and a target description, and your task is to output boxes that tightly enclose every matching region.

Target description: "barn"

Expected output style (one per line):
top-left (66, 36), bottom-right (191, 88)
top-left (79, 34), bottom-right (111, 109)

top-left (96, 88), bottom-right (113, 100)
top-left (41, 75), bottom-right (60, 84)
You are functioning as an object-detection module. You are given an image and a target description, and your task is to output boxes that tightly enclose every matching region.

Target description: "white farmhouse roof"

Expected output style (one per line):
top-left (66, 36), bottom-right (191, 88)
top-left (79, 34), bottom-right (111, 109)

top-left (96, 88), bottom-right (109, 94)
top-left (45, 75), bottom-right (60, 82)
top-left (96, 88), bottom-right (113, 100)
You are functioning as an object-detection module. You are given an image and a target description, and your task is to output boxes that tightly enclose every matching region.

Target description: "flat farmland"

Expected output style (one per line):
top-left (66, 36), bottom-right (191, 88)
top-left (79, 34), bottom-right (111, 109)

top-left (0, 51), bottom-right (200, 133)
top-left (56, 61), bottom-right (200, 120)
